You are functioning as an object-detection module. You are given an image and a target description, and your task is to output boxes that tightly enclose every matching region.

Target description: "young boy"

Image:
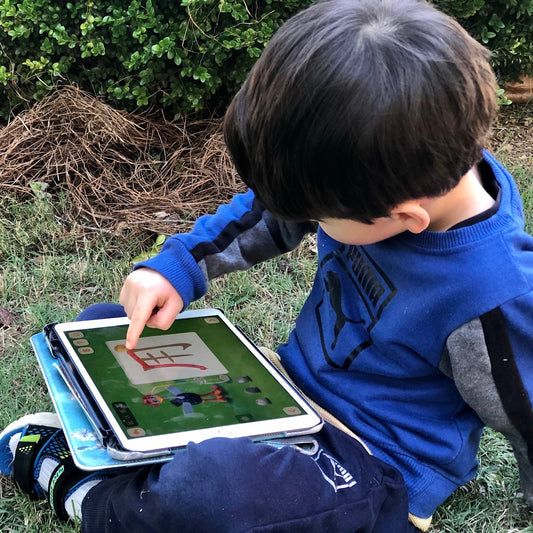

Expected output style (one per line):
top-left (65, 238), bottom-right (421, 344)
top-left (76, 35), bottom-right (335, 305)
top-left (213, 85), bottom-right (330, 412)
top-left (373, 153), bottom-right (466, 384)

top-left (2, 0), bottom-right (533, 531)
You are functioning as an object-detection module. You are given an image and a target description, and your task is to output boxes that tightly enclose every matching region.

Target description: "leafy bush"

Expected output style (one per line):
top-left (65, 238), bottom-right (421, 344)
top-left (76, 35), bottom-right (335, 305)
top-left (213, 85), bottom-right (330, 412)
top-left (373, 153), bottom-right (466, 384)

top-left (0, 0), bottom-right (312, 120)
top-left (434, 0), bottom-right (533, 80)
top-left (0, 0), bottom-right (531, 121)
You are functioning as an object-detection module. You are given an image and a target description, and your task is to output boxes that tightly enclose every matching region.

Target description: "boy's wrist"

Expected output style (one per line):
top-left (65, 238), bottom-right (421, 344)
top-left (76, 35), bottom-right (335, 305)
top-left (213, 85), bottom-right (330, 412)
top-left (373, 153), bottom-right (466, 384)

top-left (134, 237), bottom-right (207, 308)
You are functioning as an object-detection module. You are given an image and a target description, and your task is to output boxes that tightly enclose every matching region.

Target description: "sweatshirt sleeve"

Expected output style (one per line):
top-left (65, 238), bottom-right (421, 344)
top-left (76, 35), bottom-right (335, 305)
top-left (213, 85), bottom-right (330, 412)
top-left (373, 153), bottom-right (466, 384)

top-left (440, 296), bottom-right (533, 508)
top-left (135, 189), bottom-right (317, 307)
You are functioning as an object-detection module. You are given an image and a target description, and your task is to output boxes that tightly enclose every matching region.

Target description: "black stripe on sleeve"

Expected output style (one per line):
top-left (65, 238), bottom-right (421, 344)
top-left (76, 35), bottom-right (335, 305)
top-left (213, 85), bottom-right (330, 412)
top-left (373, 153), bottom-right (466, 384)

top-left (189, 196), bottom-right (265, 263)
top-left (480, 307), bottom-right (533, 462)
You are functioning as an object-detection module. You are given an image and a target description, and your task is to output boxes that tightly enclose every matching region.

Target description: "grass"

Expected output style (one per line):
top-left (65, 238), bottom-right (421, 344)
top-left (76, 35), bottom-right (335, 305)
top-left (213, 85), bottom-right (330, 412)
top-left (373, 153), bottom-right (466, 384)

top-left (433, 428), bottom-right (533, 532)
top-left (0, 116), bottom-right (532, 532)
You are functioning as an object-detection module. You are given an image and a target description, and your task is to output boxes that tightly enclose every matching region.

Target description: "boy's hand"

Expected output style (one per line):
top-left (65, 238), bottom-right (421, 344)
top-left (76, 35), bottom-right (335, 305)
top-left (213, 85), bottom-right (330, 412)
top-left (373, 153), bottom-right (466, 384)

top-left (119, 268), bottom-right (184, 350)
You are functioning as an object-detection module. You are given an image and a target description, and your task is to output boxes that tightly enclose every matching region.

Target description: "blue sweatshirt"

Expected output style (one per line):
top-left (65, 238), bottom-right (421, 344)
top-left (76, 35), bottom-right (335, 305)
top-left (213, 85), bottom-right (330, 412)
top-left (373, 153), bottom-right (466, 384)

top-left (139, 151), bottom-right (533, 519)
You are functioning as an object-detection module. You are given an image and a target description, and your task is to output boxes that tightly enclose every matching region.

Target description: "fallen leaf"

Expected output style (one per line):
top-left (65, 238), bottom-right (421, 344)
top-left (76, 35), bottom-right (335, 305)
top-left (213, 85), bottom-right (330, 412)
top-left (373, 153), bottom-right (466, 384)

top-left (0, 308), bottom-right (17, 326)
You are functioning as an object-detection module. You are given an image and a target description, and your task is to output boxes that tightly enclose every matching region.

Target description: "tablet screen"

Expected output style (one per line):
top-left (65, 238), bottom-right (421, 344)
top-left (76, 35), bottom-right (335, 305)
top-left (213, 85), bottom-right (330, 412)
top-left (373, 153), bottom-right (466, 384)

top-left (54, 310), bottom-right (322, 452)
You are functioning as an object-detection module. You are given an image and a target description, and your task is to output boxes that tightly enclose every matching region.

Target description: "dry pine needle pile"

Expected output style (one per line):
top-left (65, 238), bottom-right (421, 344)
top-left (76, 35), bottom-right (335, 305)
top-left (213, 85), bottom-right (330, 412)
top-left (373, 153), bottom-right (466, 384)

top-left (0, 86), bottom-right (244, 235)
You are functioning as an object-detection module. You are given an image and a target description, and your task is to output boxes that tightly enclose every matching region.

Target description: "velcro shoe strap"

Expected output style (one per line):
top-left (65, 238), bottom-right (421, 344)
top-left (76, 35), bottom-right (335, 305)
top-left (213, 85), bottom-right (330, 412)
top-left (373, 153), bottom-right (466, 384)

top-left (48, 459), bottom-right (91, 521)
top-left (13, 434), bottom-right (43, 499)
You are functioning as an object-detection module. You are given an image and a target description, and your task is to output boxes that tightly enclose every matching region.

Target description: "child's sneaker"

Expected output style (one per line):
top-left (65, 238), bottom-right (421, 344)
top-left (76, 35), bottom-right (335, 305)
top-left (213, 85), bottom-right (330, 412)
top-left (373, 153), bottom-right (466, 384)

top-left (0, 412), bottom-right (61, 478)
top-left (0, 412), bottom-right (103, 520)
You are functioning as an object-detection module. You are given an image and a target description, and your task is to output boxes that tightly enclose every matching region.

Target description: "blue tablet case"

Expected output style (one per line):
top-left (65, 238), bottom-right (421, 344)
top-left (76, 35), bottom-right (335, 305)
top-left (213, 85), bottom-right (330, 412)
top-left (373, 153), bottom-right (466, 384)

top-left (31, 332), bottom-right (175, 471)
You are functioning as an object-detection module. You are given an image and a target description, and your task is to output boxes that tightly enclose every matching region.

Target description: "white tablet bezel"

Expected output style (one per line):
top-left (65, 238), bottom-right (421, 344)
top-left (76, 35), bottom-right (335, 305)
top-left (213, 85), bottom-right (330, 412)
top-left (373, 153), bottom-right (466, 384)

top-left (53, 309), bottom-right (323, 453)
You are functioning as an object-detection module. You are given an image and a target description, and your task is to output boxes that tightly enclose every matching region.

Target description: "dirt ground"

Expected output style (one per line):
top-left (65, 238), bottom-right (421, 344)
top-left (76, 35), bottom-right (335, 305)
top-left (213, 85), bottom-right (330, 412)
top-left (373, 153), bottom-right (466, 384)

top-left (490, 102), bottom-right (533, 163)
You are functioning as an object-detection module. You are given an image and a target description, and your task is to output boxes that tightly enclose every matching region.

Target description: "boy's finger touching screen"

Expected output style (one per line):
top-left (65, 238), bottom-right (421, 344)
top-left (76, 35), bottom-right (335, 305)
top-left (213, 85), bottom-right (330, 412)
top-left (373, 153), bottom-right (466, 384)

top-left (119, 268), bottom-right (184, 349)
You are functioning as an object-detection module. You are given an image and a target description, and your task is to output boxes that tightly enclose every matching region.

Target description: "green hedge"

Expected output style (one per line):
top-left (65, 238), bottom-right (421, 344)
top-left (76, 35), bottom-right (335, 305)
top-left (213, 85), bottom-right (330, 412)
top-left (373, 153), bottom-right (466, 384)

top-left (0, 0), bottom-right (312, 120)
top-left (435, 0), bottom-right (533, 80)
top-left (0, 0), bottom-right (531, 121)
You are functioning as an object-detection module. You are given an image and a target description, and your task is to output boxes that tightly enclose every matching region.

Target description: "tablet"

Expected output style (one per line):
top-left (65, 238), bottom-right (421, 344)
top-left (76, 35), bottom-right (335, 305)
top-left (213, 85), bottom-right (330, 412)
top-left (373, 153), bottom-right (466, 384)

top-left (49, 309), bottom-right (322, 455)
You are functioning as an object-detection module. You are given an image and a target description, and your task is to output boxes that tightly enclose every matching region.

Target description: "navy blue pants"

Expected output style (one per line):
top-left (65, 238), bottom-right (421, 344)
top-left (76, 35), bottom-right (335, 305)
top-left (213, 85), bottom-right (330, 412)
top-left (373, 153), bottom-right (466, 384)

top-left (77, 304), bottom-right (416, 533)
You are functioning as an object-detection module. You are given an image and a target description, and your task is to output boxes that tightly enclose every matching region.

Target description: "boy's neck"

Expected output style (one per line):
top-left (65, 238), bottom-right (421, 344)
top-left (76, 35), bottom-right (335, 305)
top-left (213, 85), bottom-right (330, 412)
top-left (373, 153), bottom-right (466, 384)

top-left (422, 165), bottom-right (495, 232)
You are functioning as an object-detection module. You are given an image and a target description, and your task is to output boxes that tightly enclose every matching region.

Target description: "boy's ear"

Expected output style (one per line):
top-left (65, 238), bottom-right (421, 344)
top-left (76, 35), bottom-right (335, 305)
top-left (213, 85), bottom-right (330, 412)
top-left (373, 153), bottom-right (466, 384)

top-left (390, 202), bottom-right (431, 234)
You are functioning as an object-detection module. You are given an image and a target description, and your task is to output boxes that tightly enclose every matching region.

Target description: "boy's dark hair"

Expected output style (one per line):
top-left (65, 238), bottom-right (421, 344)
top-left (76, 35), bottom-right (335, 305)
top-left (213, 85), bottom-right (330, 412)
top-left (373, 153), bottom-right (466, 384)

top-left (223, 0), bottom-right (497, 223)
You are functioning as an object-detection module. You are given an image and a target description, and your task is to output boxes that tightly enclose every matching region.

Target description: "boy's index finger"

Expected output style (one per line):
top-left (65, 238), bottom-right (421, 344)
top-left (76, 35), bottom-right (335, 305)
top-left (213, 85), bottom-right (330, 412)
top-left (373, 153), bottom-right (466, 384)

top-left (125, 320), bottom-right (144, 351)
top-left (126, 306), bottom-right (155, 350)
